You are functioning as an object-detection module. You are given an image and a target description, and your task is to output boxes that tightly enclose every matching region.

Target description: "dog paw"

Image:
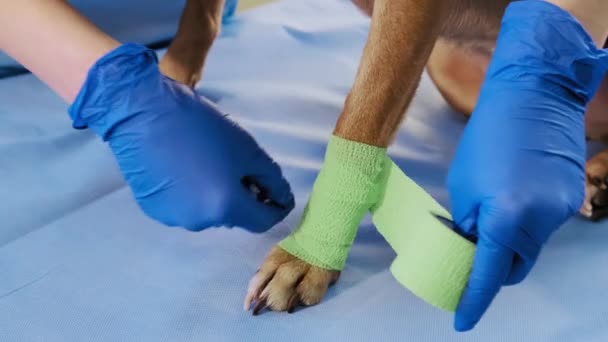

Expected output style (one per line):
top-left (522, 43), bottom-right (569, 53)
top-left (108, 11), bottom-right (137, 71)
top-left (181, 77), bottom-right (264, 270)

top-left (582, 150), bottom-right (608, 220)
top-left (244, 246), bottom-right (340, 315)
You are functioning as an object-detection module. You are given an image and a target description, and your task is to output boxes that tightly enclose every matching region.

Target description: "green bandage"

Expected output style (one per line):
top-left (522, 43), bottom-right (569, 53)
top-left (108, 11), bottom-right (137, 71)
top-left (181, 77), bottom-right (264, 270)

top-left (279, 135), bottom-right (388, 270)
top-left (372, 161), bottom-right (475, 312)
top-left (279, 135), bottom-right (475, 311)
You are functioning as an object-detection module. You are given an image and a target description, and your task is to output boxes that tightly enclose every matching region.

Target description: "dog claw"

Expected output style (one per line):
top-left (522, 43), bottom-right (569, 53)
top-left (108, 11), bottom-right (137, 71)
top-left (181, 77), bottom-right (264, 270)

top-left (252, 297), bottom-right (267, 316)
top-left (287, 293), bottom-right (300, 314)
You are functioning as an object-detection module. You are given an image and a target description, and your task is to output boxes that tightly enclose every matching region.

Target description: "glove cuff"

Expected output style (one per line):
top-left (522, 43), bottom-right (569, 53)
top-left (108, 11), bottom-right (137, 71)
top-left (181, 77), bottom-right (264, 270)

top-left (68, 43), bottom-right (159, 140)
top-left (492, 0), bottom-right (608, 104)
top-left (279, 135), bottom-right (389, 270)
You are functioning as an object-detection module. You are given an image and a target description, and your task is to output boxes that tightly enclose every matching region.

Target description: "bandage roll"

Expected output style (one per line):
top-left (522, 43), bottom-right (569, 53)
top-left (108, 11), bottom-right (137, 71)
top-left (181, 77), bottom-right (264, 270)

top-left (372, 161), bottom-right (475, 311)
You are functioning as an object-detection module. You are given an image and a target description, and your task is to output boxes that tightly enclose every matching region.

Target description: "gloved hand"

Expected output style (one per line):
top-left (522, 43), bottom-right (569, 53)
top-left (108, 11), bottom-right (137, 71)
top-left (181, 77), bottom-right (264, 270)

top-left (447, 1), bottom-right (608, 331)
top-left (69, 44), bottom-right (294, 232)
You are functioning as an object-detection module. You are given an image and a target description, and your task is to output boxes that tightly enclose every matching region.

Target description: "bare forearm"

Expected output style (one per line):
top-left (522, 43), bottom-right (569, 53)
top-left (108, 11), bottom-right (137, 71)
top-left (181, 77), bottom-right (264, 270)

top-left (0, 0), bottom-right (119, 102)
top-left (547, 0), bottom-right (608, 47)
top-left (334, 0), bottom-right (448, 147)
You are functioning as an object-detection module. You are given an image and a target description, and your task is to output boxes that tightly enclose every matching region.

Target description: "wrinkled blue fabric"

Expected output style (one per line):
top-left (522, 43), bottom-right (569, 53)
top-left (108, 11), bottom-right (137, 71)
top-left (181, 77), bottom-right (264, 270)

top-left (68, 43), bottom-right (293, 232)
top-left (447, 0), bottom-right (608, 332)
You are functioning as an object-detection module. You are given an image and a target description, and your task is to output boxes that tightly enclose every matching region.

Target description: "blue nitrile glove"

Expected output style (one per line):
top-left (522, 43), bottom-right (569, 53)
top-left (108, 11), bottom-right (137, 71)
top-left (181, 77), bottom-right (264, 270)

top-left (69, 43), bottom-right (294, 232)
top-left (447, 1), bottom-right (608, 332)
top-left (223, 0), bottom-right (238, 21)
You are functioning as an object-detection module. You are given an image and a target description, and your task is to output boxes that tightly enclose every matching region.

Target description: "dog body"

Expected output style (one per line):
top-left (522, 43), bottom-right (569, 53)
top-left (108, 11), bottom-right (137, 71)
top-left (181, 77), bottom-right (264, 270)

top-left (158, 0), bottom-right (608, 313)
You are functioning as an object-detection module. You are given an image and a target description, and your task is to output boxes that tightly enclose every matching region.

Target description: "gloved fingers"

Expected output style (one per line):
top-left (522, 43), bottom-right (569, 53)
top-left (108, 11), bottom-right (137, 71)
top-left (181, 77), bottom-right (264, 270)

top-left (452, 200), bottom-right (479, 238)
top-left (246, 148), bottom-right (295, 208)
top-left (243, 173), bottom-right (295, 210)
top-left (446, 172), bottom-right (479, 235)
top-left (493, 225), bottom-right (540, 286)
top-left (455, 235), bottom-right (514, 332)
top-left (452, 209), bottom-right (478, 240)
top-left (227, 180), bottom-right (294, 233)
top-left (504, 253), bottom-right (535, 286)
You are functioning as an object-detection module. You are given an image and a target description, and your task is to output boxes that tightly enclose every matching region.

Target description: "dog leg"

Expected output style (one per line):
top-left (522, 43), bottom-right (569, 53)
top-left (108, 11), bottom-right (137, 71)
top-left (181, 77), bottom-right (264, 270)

top-left (159, 0), bottom-right (225, 87)
top-left (245, 0), bottom-right (449, 314)
top-left (426, 39), bottom-right (492, 116)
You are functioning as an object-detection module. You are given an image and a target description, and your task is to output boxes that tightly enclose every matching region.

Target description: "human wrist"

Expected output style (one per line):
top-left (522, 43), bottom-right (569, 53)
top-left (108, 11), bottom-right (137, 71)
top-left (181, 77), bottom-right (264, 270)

top-left (490, 1), bottom-right (608, 105)
top-left (68, 43), bottom-right (160, 139)
top-left (545, 0), bottom-right (608, 47)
